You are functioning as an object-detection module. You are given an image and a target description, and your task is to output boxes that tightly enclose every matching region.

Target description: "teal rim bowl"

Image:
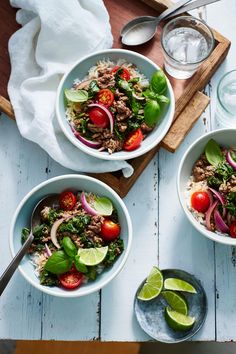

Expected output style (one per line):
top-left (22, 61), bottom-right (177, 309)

top-left (9, 174), bottom-right (132, 297)
top-left (56, 49), bottom-right (175, 161)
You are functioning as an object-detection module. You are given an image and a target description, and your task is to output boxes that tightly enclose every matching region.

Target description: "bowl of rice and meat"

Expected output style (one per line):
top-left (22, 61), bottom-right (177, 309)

top-left (56, 49), bottom-right (175, 160)
top-left (177, 129), bottom-right (236, 245)
top-left (10, 175), bottom-right (132, 297)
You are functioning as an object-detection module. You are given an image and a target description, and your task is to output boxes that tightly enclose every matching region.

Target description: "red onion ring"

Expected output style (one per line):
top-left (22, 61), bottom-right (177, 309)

top-left (80, 192), bottom-right (98, 216)
top-left (205, 200), bottom-right (218, 231)
top-left (214, 208), bottom-right (229, 234)
top-left (88, 103), bottom-right (114, 134)
top-left (226, 150), bottom-right (236, 170)
top-left (70, 124), bottom-right (101, 149)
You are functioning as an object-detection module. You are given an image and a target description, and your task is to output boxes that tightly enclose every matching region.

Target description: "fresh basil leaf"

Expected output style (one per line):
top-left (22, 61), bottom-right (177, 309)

top-left (94, 197), bottom-right (113, 216)
top-left (156, 95), bottom-right (170, 105)
top-left (62, 237), bottom-right (77, 258)
top-left (150, 70), bottom-right (167, 94)
top-left (44, 250), bottom-right (73, 275)
top-left (64, 89), bottom-right (88, 103)
top-left (205, 139), bottom-right (223, 166)
top-left (144, 100), bottom-right (161, 127)
top-left (74, 255), bottom-right (88, 273)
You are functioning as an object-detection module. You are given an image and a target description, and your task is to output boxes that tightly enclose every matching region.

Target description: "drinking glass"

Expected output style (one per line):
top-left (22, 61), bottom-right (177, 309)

top-left (215, 70), bottom-right (236, 127)
top-left (161, 16), bottom-right (215, 79)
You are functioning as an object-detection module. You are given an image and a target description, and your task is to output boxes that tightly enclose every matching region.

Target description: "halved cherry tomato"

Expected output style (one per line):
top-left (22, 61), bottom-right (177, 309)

top-left (112, 66), bottom-right (131, 81)
top-left (59, 191), bottom-right (77, 211)
top-left (59, 269), bottom-right (83, 290)
top-left (88, 107), bottom-right (109, 128)
top-left (96, 89), bottom-right (114, 107)
top-left (230, 222), bottom-right (236, 238)
top-left (101, 219), bottom-right (121, 242)
top-left (123, 128), bottom-right (143, 151)
top-left (191, 191), bottom-right (210, 213)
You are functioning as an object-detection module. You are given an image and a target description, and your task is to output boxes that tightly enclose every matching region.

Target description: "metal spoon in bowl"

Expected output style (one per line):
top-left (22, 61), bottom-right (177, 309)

top-left (0, 194), bottom-right (59, 296)
top-left (121, 0), bottom-right (220, 46)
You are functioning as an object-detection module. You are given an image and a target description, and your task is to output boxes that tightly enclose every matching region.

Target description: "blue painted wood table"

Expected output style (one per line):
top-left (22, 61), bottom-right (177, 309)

top-left (0, 0), bottom-right (236, 342)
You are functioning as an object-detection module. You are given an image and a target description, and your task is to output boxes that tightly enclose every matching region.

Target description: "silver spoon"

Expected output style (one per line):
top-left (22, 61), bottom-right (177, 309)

top-left (121, 0), bottom-right (220, 46)
top-left (0, 194), bottom-right (59, 296)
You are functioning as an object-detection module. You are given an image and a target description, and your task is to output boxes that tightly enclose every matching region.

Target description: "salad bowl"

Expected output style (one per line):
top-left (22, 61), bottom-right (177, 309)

top-left (56, 48), bottom-right (175, 161)
top-left (177, 129), bottom-right (236, 246)
top-left (9, 175), bottom-right (132, 297)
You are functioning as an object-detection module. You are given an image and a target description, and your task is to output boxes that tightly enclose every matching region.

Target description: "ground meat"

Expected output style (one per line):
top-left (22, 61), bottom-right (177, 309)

top-left (117, 122), bottom-right (128, 133)
top-left (113, 100), bottom-right (131, 121)
top-left (103, 138), bottom-right (123, 154)
top-left (71, 235), bottom-right (84, 248)
top-left (141, 122), bottom-right (153, 133)
top-left (87, 123), bottom-right (104, 133)
top-left (91, 129), bottom-right (113, 143)
top-left (192, 154), bottom-right (215, 182)
top-left (41, 235), bottom-right (51, 243)
top-left (219, 175), bottom-right (236, 194)
top-left (97, 69), bottom-right (115, 89)
top-left (88, 215), bottom-right (104, 234)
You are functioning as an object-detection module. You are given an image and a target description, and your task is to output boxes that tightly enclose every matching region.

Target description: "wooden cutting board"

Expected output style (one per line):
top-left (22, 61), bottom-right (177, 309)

top-left (0, 0), bottom-right (231, 197)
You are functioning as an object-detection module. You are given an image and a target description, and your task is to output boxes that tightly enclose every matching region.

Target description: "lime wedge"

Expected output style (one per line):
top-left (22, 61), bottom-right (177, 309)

top-left (137, 267), bottom-right (163, 301)
top-left (165, 307), bottom-right (195, 331)
top-left (78, 246), bottom-right (108, 266)
top-left (164, 278), bottom-right (197, 294)
top-left (162, 291), bottom-right (188, 315)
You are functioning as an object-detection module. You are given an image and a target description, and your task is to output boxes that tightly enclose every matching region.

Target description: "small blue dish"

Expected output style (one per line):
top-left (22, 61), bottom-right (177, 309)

top-left (134, 269), bottom-right (207, 343)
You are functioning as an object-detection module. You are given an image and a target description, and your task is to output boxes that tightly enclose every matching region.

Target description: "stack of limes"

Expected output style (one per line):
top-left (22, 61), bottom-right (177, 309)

top-left (137, 267), bottom-right (197, 331)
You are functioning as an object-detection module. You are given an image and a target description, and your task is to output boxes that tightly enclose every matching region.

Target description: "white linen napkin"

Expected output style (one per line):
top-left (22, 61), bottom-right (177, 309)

top-left (8, 0), bottom-right (133, 177)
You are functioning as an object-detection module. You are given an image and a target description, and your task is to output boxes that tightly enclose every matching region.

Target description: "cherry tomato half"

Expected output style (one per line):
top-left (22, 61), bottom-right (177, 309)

top-left (123, 128), bottom-right (143, 152)
top-left (59, 191), bottom-right (77, 211)
top-left (59, 269), bottom-right (83, 290)
top-left (112, 66), bottom-right (131, 81)
top-left (96, 89), bottom-right (114, 107)
top-left (88, 107), bottom-right (109, 128)
top-left (191, 191), bottom-right (210, 213)
top-left (230, 222), bottom-right (236, 238)
top-left (101, 219), bottom-right (121, 242)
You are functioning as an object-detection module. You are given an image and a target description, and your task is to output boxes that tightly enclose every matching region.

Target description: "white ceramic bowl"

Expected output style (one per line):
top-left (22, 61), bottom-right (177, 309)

top-left (56, 49), bottom-right (175, 161)
top-left (177, 129), bottom-right (236, 246)
top-left (10, 175), bottom-right (132, 297)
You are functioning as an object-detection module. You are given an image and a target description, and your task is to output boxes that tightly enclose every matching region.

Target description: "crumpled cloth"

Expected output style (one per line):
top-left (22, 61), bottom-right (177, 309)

top-left (8, 0), bottom-right (133, 177)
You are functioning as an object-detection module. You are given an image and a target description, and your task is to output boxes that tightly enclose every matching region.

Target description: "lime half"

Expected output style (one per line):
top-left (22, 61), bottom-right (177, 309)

top-left (164, 278), bottom-right (197, 294)
top-left (78, 246), bottom-right (108, 266)
top-left (165, 307), bottom-right (195, 331)
top-left (137, 267), bottom-right (163, 301)
top-left (162, 291), bottom-right (188, 315)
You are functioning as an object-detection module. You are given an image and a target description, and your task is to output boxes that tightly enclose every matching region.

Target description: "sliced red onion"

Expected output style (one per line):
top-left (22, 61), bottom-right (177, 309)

top-left (50, 216), bottom-right (71, 249)
top-left (226, 150), bottom-right (236, 170)
top-left (214, 208), bottom-right (229, 234)
top-left (88, 103), bottom-right (114, 134)
top-left (208, 187), bottom-right (226, 204)
top-left (45, 244), bottom-right (52, 257)
top-left (205, 200), bottom-right (218, 231)
top-left (80, 192), bottom-right (98, 216)
top-left (70, 124), bottom-right (101, 149)
top-left (206, 189), bottom-right (214, 206)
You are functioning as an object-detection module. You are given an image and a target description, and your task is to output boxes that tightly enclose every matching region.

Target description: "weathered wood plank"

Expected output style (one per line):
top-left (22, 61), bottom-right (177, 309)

top-left (100, 159), bottom-right (159, 341)
top-left (206, 0), bottom-right (236, 342)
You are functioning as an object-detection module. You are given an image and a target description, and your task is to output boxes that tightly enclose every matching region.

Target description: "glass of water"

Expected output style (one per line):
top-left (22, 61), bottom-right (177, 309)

top-left (161, 16), bottom-right (215, 79)
top-left (215, 70), bottom-right (236, 127)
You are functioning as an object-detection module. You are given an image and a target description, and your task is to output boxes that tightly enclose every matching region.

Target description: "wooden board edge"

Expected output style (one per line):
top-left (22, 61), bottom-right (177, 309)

top-left (161, 91), bottom-right (210, 152)
top-left (0, 95), bottom-right (15, 120)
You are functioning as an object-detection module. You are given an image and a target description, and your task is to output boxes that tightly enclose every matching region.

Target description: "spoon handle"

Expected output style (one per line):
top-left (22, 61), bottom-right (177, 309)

top-left (0, 233), bottom-right (34, 296)
top-left (156, 0), bottom-right (193, 23)
top-left (168, 0), bottom-right (220, 17)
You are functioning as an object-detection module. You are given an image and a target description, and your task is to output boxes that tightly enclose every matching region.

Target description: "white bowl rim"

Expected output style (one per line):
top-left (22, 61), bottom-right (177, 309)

top-left (55, 48), bottom-right (175, 161)
top-left (9, 174), bottom-right (133, 297)
top-left (177, 128), bottom-right (236, 246)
